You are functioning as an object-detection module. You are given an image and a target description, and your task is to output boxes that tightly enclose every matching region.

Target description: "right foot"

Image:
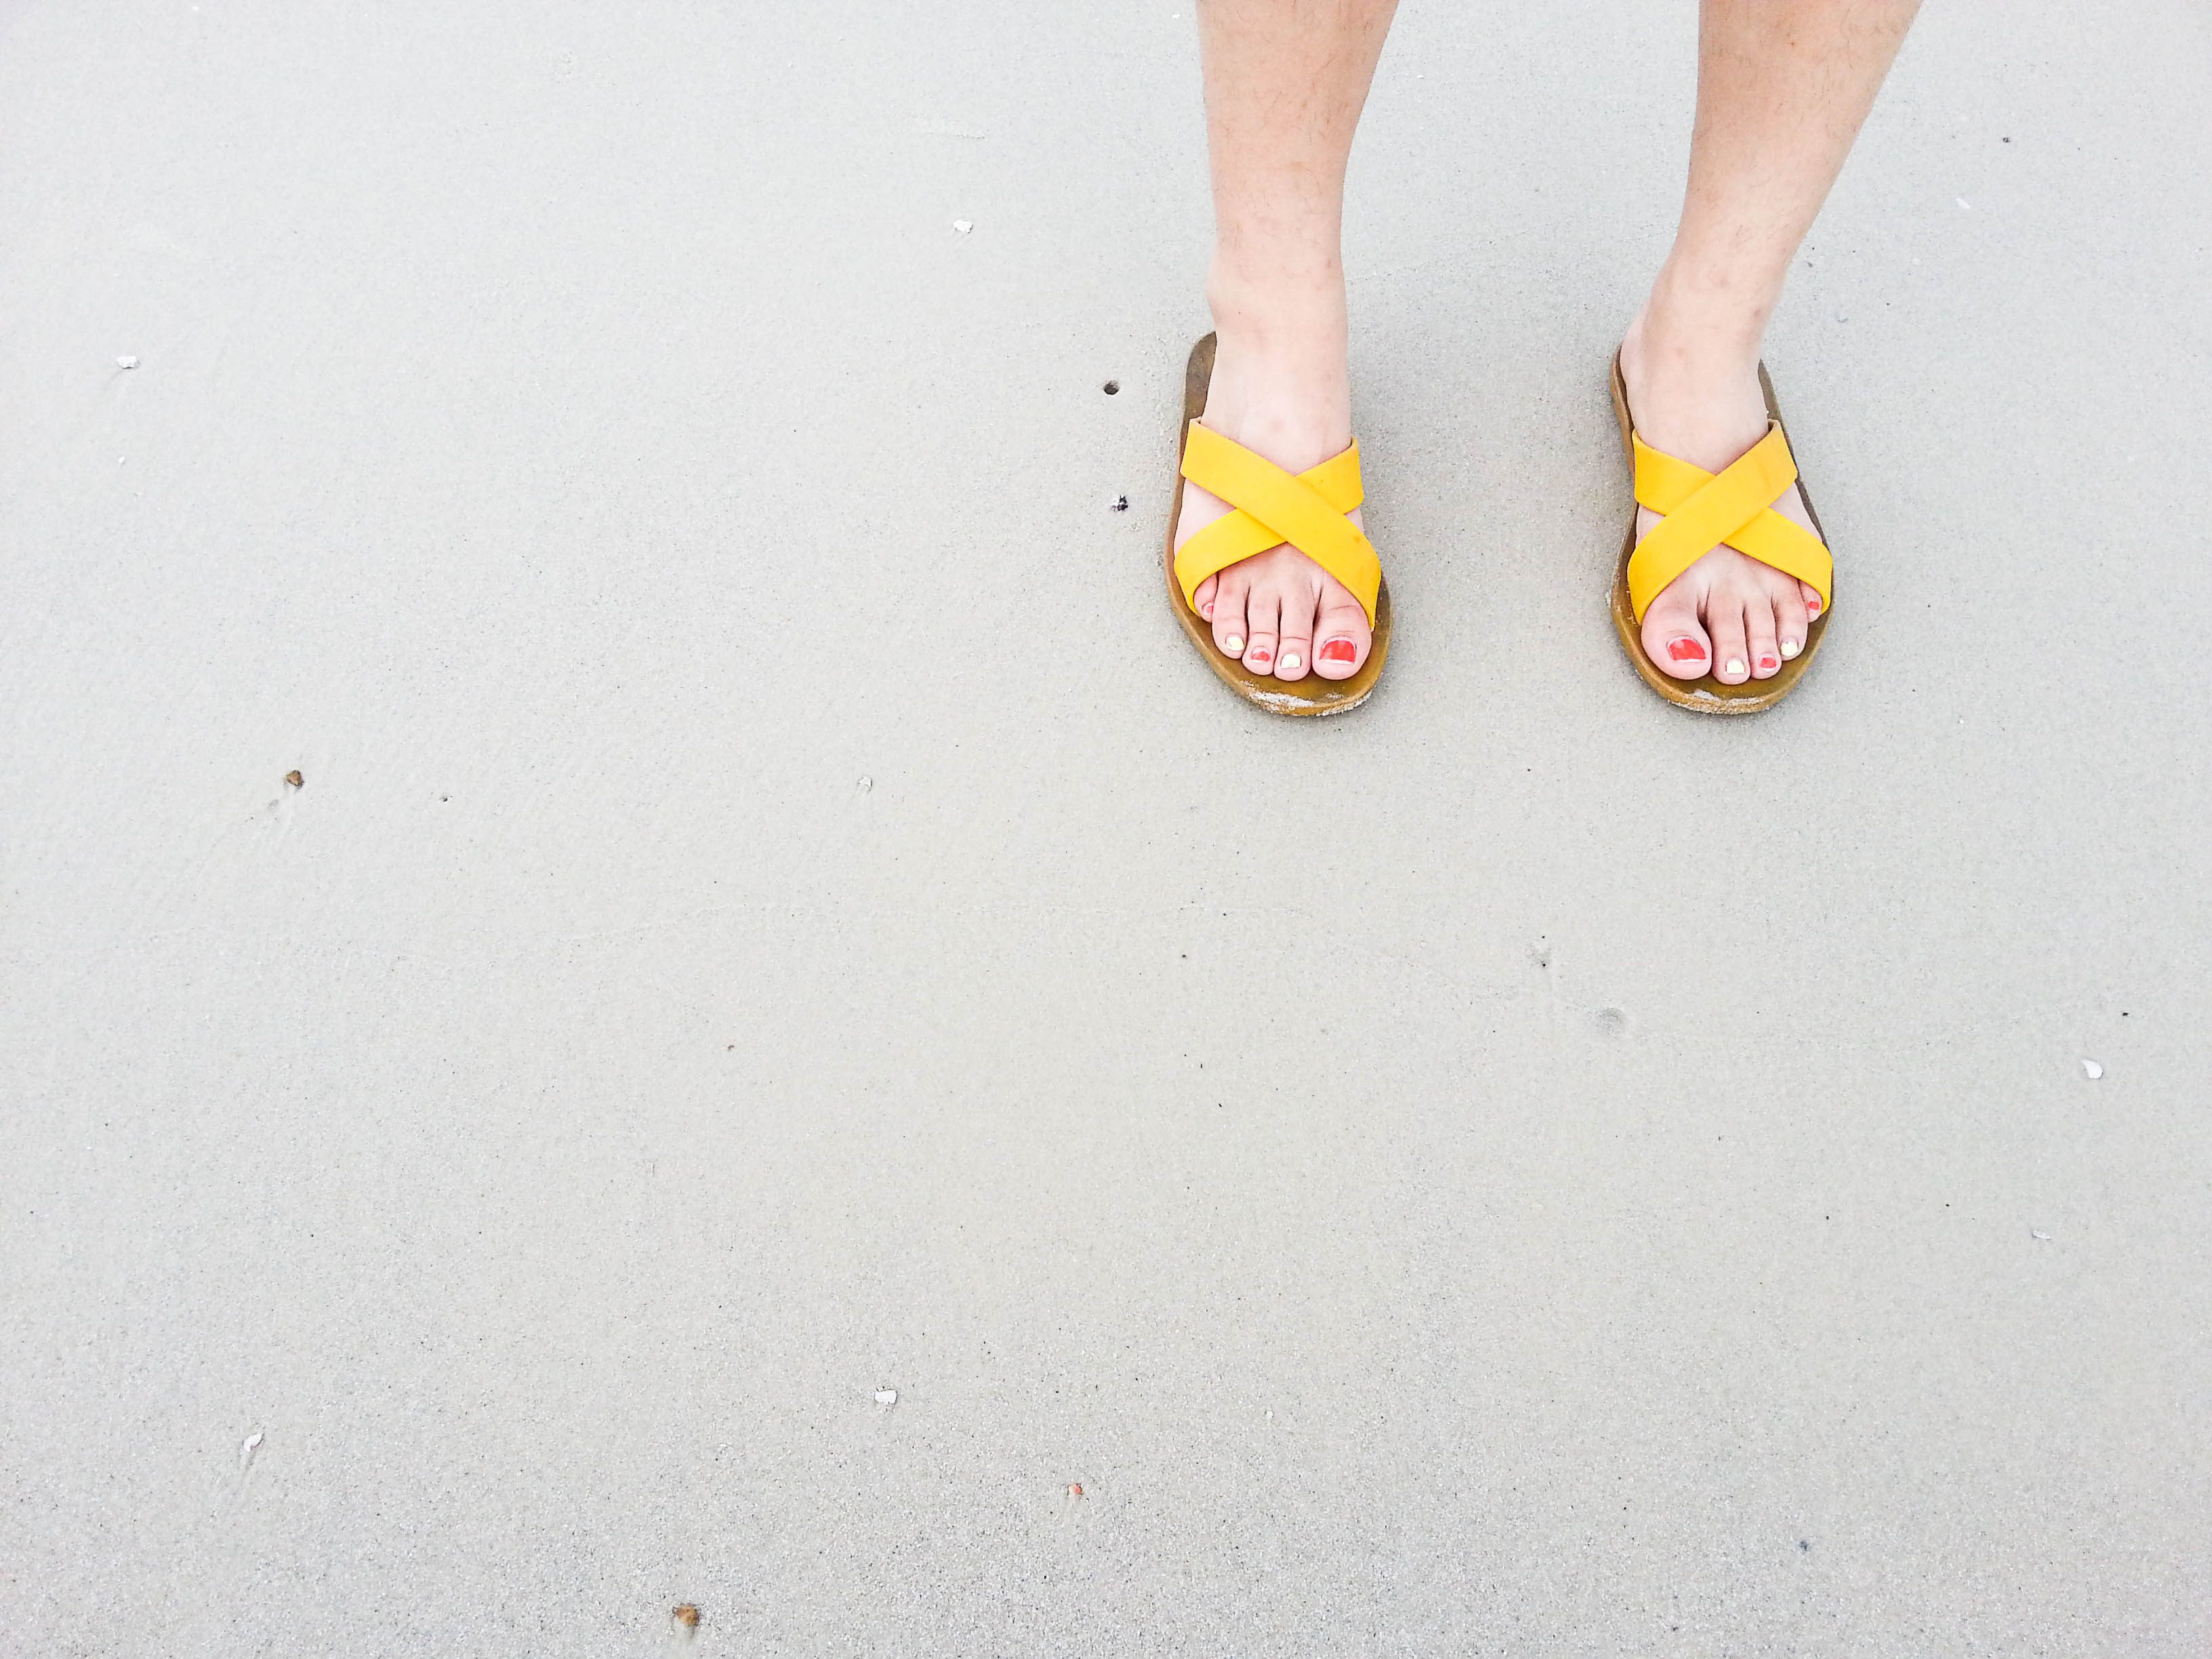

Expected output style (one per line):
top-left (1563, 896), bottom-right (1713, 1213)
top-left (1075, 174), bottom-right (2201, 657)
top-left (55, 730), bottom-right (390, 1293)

top-left (1175, 285), bottom-right (1375, 684)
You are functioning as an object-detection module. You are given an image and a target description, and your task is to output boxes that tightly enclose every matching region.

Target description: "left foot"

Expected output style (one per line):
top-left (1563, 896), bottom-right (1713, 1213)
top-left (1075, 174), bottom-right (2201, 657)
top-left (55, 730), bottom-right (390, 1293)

top-left (1618, 302), bottom-right (1825, 685)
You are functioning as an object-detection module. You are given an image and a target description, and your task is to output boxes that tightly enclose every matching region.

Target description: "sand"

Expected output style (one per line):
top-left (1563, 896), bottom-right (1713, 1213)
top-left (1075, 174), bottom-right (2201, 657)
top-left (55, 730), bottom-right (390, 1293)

top-left (4, 1), bottom-right (2209, 1653)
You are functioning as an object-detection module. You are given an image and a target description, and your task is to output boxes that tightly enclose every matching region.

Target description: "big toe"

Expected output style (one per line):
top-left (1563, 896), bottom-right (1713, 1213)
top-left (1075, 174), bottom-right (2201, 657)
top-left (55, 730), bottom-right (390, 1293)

top-left (1640, 589), bottom-right (1712, 680)
top-left (1311, 592), bottom-right (1371, 680)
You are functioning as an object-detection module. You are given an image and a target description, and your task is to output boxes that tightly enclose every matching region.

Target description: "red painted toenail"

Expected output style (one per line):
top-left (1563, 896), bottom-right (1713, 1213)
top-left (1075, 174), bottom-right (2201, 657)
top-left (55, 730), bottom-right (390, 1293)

top-left (1248, 650), bottom-right (1271, 665)
top-left (1758, 654), bottom-right (1778, 671)
top-left (1319, 638), bottom-right (1357, 664)
top-left (1665, 637), bottom-right (1707, 664)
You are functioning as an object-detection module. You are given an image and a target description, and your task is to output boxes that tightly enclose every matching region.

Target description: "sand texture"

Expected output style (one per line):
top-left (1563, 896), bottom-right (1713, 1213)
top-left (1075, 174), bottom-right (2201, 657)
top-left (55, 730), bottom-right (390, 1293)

top-left (4, 1), bottom-right (2210, 1653)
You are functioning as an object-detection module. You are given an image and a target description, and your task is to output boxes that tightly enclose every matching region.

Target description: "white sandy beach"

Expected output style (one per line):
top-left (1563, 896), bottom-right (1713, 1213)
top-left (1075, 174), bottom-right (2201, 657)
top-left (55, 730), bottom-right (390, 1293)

top-left (4, 1), bottom-right (2209, 1652)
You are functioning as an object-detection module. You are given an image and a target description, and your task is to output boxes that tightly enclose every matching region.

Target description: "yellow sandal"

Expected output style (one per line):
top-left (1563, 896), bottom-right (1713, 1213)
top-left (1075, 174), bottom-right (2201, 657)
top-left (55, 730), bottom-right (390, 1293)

top-left (1609, 351), bottom-right (1835, 714)
top-left (1165, 334), bottom-right (1391, 716)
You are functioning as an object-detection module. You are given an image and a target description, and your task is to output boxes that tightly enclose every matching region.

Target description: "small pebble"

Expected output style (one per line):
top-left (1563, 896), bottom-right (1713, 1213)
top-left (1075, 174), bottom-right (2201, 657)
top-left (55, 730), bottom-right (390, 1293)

top-left (874, 1388), bottom-right (897, 1406)
top-left (117, 355), bottom-right (139, 369)
top-left (285, 770), bottom-right (304, 789)
top-left (951, 220), bottom-right (972, 234)
top-left (857, 776), bottom-right (873, 794)
top-left (2081, 1059), bottom-right (2102, 1080)
top-left (1111, 495), bottom-right (1128, 512)
top-left (672, 1603), bottom-right (701, 1630)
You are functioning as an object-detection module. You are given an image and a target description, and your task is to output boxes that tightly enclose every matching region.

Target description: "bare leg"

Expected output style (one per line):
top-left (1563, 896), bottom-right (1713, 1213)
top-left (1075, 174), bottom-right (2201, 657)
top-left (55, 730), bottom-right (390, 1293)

top-left (1180, 0), bottom-right (1399, 684)
top-left (1619, 0), bottom-right (1921, 684)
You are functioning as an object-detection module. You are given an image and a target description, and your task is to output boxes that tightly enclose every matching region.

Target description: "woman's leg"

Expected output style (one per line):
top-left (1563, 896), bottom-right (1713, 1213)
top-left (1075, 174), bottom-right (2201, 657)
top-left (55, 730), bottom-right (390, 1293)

top-left (1619, 0), bottom-right (1921, 684)
top-left (1180, 0), bottom-right (1399, 683)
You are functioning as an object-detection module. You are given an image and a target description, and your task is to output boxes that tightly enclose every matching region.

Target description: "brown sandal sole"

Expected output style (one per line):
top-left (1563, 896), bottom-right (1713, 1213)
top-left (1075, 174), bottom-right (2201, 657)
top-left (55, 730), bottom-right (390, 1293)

top-left (1608, 352), bottom-right (1832, 714)
top-left (1165, 333), bottom-right (1391, 717)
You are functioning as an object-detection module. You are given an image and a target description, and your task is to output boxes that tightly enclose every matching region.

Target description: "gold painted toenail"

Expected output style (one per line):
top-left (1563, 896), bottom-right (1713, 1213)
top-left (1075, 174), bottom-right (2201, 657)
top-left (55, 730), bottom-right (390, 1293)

top-left (1281, 653), bottom-right (1300, 672)
top-left (1725, 659), bottom-right (1746, 678)
top-left (1224, 636), bottom-right (1243, 654)
top-left (1780, 638), bottom-right (1801, 659)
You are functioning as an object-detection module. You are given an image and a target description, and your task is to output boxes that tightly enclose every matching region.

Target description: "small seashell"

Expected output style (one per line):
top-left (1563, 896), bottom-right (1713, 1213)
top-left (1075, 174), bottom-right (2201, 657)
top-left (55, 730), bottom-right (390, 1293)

top-left (874, 1388), bottom-right (897, 1406)
top-left (951, 220), bottom-right (972, 234)
top-left (2081, 1059), bottom-right (2102, 1080)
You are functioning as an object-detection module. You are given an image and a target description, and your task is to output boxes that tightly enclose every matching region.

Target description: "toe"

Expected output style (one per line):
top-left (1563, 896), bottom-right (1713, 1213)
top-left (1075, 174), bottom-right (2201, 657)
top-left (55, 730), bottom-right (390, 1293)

top-left (1746, 595), bottom-right (1782, 680)
top-left (1774, 583), bottom-right (1809, 662)
top-left (1708, 598), bottom-right (1752, 684)
top-left (1193, 573), bottom-right (1218, 626)
top-left (1312, 588), bottom-right (1370, 680)
top-left (1640, 585), bottom-right (1712, 680)
top-left (1211, 571), bottom-right (1250, 660)
top-left (1275, 592), bottom-right (1317, 682)
top-left (1241, 588), bottom-right (1280, 675)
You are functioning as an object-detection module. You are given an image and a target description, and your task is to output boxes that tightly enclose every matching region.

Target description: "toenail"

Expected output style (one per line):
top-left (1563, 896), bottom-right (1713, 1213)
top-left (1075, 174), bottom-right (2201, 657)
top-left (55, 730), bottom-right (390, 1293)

top-left (1807, 599), bottom-right (1822, 616)
top-left (1757, 654), bottom-right (1778, 672)
top-left (1201, 602), bottom-right (1214, 620)
top-left (1224, 636), bottom-right (1243, 653)
top-left (1665, 637), bottom-right (1706, 664)
top-left (1319, 637), bottom-right (1357, 664)
top-left (1248, 649), bottom-right (1271, 666)
top-left (1725, 658), bottom-right (1746, 677)
top-left (1280, 653), bottom-right (1301, 672)
top-left (1780, 638), bottom-right (1801, 659)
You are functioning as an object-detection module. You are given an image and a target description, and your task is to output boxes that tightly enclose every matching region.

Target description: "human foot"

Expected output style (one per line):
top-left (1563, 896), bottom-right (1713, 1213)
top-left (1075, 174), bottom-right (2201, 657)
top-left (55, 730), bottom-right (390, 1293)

top-left (1617, 304), bottom-right (1826, 686)
top-left (1176, 287), bottom-right (1374, 684)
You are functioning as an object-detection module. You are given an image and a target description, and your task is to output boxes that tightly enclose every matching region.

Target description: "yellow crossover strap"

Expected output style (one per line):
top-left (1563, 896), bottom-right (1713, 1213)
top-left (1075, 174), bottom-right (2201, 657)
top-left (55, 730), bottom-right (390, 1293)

top-left (1176, 423), bottom-right (1381, 626)
top-left (1626, 422), bottom-right (1835, 623)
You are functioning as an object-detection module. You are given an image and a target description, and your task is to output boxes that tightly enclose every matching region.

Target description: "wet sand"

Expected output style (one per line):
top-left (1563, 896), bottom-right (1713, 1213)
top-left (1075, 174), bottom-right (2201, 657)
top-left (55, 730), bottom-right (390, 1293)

top-left (4, 1), bottom-right (2209, 1652)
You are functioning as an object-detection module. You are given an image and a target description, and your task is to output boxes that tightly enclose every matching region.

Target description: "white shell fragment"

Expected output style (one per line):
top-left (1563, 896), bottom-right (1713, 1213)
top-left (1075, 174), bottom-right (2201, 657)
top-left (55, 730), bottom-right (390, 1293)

top-left (117, 355), bottom-right (140, 369)
top-left (874, 1388), bottom-right (897, 1406)
top-left (2081, 1059), bottom-right (2103, 1080)
top-left (2031, 1229), bottom-right (2051, 1242)
top-left (951, 220), bottom-right (973, 234)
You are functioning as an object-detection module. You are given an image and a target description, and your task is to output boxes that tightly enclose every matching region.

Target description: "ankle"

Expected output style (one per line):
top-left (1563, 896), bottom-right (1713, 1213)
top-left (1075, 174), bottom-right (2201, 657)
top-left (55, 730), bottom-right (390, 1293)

top-left (1196, 259), bottom-right (1352, 464)
top-left (1206, 255), bottom-right (1348, 357)
top-left (1624, 260), bottom-right (1779, 390)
